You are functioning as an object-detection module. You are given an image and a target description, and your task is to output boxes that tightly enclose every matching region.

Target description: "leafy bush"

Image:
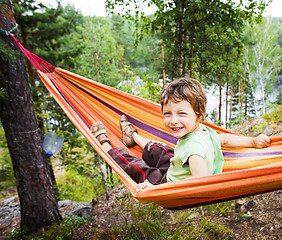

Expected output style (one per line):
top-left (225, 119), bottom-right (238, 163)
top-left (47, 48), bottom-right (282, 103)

top-left (263, 105), bottom-right (282, 123)
top-left (56, 167), bottom-right (120, 202)
top-left (0, 127), bottom-right (16, 196)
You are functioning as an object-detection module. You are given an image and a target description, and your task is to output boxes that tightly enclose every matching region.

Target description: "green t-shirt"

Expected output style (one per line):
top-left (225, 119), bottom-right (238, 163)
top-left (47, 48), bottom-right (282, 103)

top-left (166, 124), bottom-right (224, 182)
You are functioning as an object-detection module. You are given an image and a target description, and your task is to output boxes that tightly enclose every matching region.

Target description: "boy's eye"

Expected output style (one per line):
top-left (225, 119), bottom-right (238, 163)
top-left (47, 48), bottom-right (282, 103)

top-left (179, 112), bottom-right (187, 116)
top-left (163, 112), bottom-right (171, 116)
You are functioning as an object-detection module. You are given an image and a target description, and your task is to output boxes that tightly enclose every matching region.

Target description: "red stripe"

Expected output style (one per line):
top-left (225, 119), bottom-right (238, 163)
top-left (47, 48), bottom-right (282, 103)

top-left (112, 148), bottom-right (146, 182)
top-left (150, 143), bottom-right (174, 157)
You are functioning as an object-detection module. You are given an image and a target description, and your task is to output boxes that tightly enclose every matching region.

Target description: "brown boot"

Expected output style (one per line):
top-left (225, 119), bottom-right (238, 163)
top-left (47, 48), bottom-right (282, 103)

top-left (91, 121), bottom-right (110, 145)
top-left (120, 115), bottom-right (138, 147)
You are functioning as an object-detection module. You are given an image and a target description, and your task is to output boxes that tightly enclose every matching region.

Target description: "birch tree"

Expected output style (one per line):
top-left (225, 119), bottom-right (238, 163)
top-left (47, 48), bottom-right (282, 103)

top-left (245, 17), bottom-right (281, 113)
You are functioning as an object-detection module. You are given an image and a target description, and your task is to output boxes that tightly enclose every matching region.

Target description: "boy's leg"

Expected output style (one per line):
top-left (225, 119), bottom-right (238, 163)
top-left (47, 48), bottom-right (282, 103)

top-left (91, 120), bottom-right (173, 184)
top-left (142, 141), bottom-right (174, 175)
top-left (108, 147), bottom-right (167, 185)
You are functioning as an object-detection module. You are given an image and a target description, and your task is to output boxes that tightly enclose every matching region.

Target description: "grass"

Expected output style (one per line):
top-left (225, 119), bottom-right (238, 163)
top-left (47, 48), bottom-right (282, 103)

top-left (252, 105), bottom-right (282, 133)
top-left (0, 181), bottom-right (16, 199)
top-left (56, 167), bottom-right (121, 202)
top-left (6, 215), bottom-right (88, 240)
top-left (263, 105), bottom-right (282, 123)
top-left (109, 193), bottom-right (233, 240)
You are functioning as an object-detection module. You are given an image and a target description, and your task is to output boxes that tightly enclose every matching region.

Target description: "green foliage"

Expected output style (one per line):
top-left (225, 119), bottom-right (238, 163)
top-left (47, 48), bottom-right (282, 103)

top-left (252, 121), bottom-right (267, 132)
top-left (56, 165), bottom-right (120, 202)
top-left (0, 148), bottom-right (14, 184)
top-left (0, 39), bottom-right (18, 63)
top-left (0, 126), bottom-right (16, 194)
top-left (112, 195), bottom-right (171, 239)
top-left (244, 17), bottom-right (282, 114)
top-left (56, 168), bottom-right (98, 202)
top-left (7, 214), bottom-right (87, 240)
top-left (109, 194), bottom-right (233, 240)
top-left (0, 88), bottom-right (7, 99)
top-left (249, 105), bottom-right (282, 133)
top-left (106, 0), bottom-right (269, 80)
top-left (200, 217), bottom-right (232, 239)
top-left (203, 201), bottom-right (234, 217)
top-left (76, 16), bottom-right (122, 87)
top-left (263, 105), bottom-right (282, 123)
top-left (118, 75), bottom-right (162, 103)
top-left (105, 0), bottom-right (279, 127)
top-left (36, 215), bottom-right (87, 240)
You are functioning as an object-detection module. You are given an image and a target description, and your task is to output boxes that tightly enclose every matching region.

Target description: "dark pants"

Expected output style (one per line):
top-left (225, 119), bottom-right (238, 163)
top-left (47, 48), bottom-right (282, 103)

top-left (108, 141), bottom-right (174, 185)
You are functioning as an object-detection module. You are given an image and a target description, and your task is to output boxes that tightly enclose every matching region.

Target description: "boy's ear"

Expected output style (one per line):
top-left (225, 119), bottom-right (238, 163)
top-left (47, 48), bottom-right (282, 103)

top-left (198, 115), bottom-right (205, 123)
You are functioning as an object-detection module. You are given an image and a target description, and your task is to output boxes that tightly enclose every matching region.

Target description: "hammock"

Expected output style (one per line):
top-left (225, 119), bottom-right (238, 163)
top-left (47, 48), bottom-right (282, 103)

top-left (10, 34), bottom-right (282, 210)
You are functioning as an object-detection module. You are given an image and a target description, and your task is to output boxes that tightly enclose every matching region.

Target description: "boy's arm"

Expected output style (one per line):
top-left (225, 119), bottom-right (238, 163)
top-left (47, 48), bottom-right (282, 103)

top-left (219, 133), bottom-right (271, 149)
top-left (188, 155), bottom-right (209, 177)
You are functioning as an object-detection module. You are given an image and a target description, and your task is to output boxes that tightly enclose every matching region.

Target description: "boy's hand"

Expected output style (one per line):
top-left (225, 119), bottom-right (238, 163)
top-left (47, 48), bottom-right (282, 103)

top-left (253, 134), bottom-right (271, 148)
top-left (136, 179), bottom-right (153, 192)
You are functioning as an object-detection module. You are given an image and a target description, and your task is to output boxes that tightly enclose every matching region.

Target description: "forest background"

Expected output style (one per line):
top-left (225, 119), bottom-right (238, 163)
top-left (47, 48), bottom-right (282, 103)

top-left (0, 0), bottom-right (282, 233)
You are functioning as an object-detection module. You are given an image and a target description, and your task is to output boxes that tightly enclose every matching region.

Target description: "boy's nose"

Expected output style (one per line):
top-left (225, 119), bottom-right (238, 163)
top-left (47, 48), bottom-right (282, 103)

top-left (170, 114), bottom-right (179, 124)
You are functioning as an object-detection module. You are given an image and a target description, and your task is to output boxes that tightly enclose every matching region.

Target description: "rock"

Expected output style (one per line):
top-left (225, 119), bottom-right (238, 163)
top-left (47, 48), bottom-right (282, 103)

top-left (58, 200), bottom-right (94, 218)
top-left (264, 125), bottom-right (273, 136)
top-left (0, 196), bottom-right (94, 230)
top-left (0, 196), bottom-right (20, 220)
top-left (0, 196), bottom-right (20, 230)
top-left (230, 114), bottom-right (282, 137)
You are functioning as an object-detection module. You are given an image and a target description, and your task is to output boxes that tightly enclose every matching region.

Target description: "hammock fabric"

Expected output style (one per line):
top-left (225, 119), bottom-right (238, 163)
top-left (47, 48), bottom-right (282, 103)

top-left (10, 34), bottom-right (282, 210)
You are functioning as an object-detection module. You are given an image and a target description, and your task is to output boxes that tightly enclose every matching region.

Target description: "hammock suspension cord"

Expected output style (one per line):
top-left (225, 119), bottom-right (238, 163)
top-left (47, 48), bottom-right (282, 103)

top-left (0, 24), bottom-right (18, 35)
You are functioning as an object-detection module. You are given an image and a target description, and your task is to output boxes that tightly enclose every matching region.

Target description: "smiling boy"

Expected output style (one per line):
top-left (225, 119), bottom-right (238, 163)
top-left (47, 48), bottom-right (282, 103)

top-left (91, 78), bottom-right (270, 187)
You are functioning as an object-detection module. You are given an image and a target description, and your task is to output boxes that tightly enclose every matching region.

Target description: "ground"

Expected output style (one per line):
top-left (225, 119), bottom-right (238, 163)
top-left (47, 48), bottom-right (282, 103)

top-left (71, 185), bottom-right (282, 240)
top-left (1, 185), bottom-right (281, 239)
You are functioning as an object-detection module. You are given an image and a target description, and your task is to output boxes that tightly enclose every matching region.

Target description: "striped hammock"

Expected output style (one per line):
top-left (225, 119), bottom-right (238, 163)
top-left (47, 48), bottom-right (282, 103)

top-left (10, 34), bottom-right (282, 210)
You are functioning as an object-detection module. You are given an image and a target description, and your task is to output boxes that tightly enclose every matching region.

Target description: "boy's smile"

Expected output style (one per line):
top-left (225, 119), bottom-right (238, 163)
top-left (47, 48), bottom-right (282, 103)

top-left (162, 99), bottom-right (201, 138)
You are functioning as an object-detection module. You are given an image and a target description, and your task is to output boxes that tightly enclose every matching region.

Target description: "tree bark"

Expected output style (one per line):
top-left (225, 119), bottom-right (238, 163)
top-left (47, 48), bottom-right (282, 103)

top-left (229, 85), bottom-right (234, 126)
top-left (97, 154), bottom-right (109, 200)
top-left (218, 84), bottom-right (222, 126)
top-left (225, 81), bottom-right (229, 129)
top-left (0, 0), bottom-right (62, 232)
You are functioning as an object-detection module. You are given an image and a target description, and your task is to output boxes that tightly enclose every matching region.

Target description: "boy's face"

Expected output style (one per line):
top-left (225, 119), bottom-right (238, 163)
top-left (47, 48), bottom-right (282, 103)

top-left (162, 99), bottom-right (201, 139)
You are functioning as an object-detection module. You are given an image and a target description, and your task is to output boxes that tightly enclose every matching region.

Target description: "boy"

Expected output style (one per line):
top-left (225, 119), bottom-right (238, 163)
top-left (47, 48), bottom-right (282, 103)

top-left (91, 78), bottom-right (270, 189)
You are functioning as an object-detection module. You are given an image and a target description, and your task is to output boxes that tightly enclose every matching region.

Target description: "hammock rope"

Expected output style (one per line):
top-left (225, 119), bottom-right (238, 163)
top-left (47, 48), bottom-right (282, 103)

top-left (0, 24), bottom-right (18, 35)
top-left (9, 33), bottom-right (282, 210)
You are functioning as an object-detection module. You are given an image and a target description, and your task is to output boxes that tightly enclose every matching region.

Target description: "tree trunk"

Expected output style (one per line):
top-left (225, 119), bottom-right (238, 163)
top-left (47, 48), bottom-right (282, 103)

top-left (97, 154), bottom-right (109, 200)
top-left (229, 85), bottom-right (234, 127)
top-left (174, 0), bottom-right (185, 77)
top-left (94, 35), bottom-right (99, 81)
top-left (225, 81), bottom-right (229, 129)
top-left (218, 84), bottom-right (222, 126)
top-left (161, 38), bottom-right (165, 87)
top-left (0, 1), bottom-right (62, 232)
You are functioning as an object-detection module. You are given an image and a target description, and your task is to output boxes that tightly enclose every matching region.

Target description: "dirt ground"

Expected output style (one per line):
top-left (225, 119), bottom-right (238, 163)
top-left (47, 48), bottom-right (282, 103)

top-left (71, 185), bottom-right (281, 240)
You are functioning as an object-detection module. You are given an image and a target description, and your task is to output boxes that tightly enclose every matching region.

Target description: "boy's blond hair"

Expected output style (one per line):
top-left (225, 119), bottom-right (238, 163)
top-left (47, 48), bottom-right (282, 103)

top-left (159, 78), bottom-right (206, 122)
